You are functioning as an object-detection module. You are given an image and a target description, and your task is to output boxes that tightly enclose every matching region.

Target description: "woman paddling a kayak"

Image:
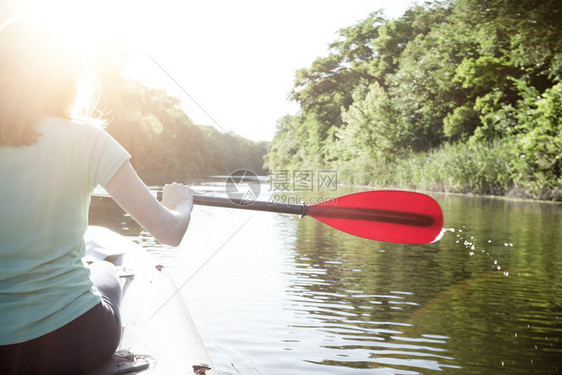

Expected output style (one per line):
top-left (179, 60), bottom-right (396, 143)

top-left (0, 16), bottom-right (193, 374)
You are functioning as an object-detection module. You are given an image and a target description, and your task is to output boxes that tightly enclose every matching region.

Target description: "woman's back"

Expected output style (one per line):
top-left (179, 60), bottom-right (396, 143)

top-left (0, 116), bottom-right (129, 345)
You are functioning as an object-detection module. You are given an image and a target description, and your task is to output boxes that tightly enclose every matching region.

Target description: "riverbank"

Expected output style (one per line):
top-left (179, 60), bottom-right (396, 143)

top-left (330, 141), bottom-right (561, 203)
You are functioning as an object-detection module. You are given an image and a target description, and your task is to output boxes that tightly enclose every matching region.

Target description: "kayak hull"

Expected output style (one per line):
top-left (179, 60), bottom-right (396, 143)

top-left (84, 226), bottom-right (215, 375)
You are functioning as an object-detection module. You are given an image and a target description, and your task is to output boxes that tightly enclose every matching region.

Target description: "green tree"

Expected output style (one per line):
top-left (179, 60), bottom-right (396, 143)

top-left (267, 0), bottom-right (561, 199)
top-left (264, 115), bottom-right (301, 170)
top-left (511, 81), bottom-right (562, 192)
top-left (288, 11), bottom-right (388, 165)
top-left (336, 82), bottom-right (409, 161)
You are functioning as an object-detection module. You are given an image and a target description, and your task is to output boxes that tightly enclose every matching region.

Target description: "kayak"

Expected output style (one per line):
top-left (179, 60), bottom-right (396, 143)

top-left (83, 226), bottom-right (216, 375)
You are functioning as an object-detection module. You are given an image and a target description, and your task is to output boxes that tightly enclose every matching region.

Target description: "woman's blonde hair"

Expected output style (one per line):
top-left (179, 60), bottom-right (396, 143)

top-left (0, 16), bottom-right (102, 146)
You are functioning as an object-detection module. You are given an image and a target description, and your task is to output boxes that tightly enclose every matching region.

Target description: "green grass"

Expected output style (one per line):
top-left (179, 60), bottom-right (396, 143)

top-left (333, 141), bottom-right (560, 201)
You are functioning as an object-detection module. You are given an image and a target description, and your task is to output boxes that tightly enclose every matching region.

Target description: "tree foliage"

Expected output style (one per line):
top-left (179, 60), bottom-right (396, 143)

top-left (267, 0), bottom-right (562, 199)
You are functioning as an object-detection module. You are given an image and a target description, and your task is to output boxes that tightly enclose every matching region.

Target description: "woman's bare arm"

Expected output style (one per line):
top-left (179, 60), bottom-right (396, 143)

top-left (104, 161), bottom-right (193, 247)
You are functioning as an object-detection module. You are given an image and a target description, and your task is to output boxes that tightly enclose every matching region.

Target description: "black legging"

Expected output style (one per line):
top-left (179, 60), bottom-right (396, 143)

top-left (0, 261), bottom-right (122, 375)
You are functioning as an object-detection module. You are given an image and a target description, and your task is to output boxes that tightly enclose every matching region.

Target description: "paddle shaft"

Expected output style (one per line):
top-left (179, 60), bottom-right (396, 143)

top-left (157, 191), bottom-right (305, 215)
top-left (158, 193), bottom-right (435, 228)
top-left (194, 194), bottom-right (306, 216)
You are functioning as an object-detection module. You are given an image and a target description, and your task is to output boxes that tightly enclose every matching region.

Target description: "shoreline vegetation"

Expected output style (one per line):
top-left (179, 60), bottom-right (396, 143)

top-left (333, 140), bottom-right (562, 202)
top-left (265, 0), bottom-right (561, 202)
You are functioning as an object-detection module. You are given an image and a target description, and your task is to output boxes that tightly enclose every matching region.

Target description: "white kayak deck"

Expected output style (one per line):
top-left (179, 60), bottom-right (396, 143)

top-left (84, 226), bottom-right (216, 375)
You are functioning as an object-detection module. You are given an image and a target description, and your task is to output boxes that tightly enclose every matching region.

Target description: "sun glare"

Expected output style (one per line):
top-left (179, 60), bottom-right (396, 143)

top-left (5, 0), bottom-right (145, 63)
top-left (4, 0), bottom-right (155, 119)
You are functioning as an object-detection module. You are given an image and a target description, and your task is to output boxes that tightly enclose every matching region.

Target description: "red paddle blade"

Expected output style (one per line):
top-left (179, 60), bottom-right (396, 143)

top-left (306, 190), bottom-right (443, 244)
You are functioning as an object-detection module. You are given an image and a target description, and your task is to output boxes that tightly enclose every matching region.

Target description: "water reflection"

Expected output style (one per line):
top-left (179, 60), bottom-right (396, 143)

top-left (280, 194), bottom-right (561, 373)
top-left (282, 217), bottom-right (460, 372)
top-left (89, 190), bottom-right (562, 374)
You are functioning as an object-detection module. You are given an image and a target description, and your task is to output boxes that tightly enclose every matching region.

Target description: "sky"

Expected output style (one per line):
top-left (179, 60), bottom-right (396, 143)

top-left (4, 0), bottom-right (416, 142)
top-left (125, 1), bottom-right (416, 142)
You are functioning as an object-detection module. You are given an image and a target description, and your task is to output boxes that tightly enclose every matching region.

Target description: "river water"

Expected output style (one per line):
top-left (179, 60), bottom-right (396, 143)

top-left (90, 180), bottom-right (562, 374)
